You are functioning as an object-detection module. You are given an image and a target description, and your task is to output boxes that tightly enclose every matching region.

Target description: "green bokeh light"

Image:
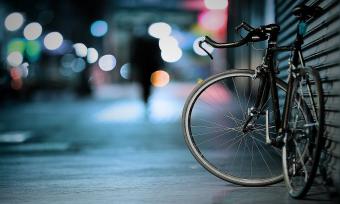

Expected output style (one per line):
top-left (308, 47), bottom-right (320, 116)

top-left (7, 38), bottom-right (26, 54)
top-left (7, 39), bottom-right (42, 62)
top-left (26, 40), bottom-right (41, 62)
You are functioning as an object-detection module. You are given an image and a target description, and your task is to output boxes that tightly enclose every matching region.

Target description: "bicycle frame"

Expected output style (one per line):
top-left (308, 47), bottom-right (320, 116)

top-left (183, 4), bottom-right (324, 194)
top-left (246, 20), bottom-right (307, 145)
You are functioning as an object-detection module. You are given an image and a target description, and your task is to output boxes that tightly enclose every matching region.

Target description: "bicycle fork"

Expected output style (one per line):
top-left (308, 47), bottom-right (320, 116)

top-left (242, 74), bottom-right (270, 133)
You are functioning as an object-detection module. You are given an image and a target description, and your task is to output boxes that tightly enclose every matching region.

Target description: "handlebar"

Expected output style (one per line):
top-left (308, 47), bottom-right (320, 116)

top-left (204, 36), bottom-right (248, 48)
top-left (198, 22), bottom-right (280, 59)
top-left (199, 36), bottom-right (248, 59)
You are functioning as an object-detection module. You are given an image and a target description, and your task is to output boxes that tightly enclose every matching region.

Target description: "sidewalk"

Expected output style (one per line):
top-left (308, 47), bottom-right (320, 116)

top-left (0, 83), bottom-right (336, 203)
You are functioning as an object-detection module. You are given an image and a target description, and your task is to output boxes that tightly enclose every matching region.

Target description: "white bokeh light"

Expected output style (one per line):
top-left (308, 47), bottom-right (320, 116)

top-left (20, 62), bottom-right (29, 78)
top-left (7, 52), bottom-right (23, 67)
top-left (161, 48), bottom-right (182, 63)
top-left (204, 0), bottom-right (229, 10)
top-left (23, 22), bottom-right (42, 40)
top-left (159, 36), bottom-right (182, 63)
top-left (193, 37), bottom-right (214, 56)
top-left (148, 22), bottom-right (171, 39)
top-left (87, 48), bottom-right (99, 63)
top-left (44, 32), bottom-right (63, 50)
top-left (73, 43), bottom-right (87, 57)
top-left (98, 55), bottom-right (117, 71)
top-left (159, 36), bottom-right (179, 51)
top-left (4, 12), bottom-right (24, 31)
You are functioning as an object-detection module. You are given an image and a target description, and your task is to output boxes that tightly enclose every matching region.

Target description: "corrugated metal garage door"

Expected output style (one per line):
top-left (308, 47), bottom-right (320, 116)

top-left (275, 0), bottom-right (340, 192)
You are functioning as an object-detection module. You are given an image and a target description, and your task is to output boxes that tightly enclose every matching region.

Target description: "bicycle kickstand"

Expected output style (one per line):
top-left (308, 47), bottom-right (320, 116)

top-left (265, 110), bottom-right (272, 144)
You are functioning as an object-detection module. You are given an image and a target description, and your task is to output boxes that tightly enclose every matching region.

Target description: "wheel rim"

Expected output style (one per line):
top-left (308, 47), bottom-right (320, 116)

top-left (183, 70), bottom-right (285, 185)
top-left (283, 68), bottom-right (324, 197)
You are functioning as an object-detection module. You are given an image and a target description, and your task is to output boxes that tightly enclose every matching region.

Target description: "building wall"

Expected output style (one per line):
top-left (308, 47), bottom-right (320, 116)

top-left (275, 0), bottom-right (340, 193)
top-left (226, 0), bottom-right (266, 70)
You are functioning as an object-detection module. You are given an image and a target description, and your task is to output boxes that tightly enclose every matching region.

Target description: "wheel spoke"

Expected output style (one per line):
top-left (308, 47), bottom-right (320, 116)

top-left (183, 71), bottom-right (286, 185)
top-left (232, 77), bottom-right (246, 120)
top-left (282, 69), bottom-right (324, 198)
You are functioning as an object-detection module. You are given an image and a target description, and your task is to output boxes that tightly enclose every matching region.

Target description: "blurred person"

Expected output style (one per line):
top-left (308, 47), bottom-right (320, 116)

top-left (0, 65), bottom-right (11, 102)
top-left (130, 26), bottom-right (162, 107)
top-left (77, 66), bottom-right (92, 97)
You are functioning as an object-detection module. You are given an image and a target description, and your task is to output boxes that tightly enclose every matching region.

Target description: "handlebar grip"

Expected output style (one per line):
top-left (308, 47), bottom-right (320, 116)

top-left (204, 36), bottom-right (247, 48)
top-left (204, 36), bottom-right (217, 44)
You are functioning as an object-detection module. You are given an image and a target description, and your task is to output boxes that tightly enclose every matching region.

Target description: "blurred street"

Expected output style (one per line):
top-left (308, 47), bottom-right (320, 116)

top-left (0, 0), bottom-right (339, 203)
top-left (0, 84), bottom-right (334, 204)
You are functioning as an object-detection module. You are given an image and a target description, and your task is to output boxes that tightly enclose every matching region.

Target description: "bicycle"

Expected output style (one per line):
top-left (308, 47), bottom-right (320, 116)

top-left (182, 4), bottom-right (324, 198)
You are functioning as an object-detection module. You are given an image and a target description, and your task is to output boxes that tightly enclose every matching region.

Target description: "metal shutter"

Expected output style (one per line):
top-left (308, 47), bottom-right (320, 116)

top-left (275, 0), bottom-right (340, 191)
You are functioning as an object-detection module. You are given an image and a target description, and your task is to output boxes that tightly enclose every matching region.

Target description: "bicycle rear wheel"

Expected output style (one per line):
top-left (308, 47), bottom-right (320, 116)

top-left (282, 67), bottom-right (324, 198)
top-left (182, 69), bottom-right (285, 186)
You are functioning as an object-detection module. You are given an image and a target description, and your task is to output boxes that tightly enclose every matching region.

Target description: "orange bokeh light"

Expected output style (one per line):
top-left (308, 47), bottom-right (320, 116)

top-left (150, 70), bottom-right (170, 87)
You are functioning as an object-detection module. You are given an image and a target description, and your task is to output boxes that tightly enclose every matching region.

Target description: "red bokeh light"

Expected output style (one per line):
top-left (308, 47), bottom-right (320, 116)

top-left (10, 67), bottom-right (22, 80)
top-left (198, 10), bottom-right (227, 32)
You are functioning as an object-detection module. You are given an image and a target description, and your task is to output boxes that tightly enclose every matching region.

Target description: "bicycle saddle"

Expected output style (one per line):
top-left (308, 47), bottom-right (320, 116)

top-left (292, 4), bottom-right (323, 20)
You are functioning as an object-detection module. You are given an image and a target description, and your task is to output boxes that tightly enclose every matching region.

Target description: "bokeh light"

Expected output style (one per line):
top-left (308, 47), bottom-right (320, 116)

top-left (193, 36), bottom-right (214, 56)
top-left (4, 12), bottom-right (24, 31)
top-left (98, 55), bottom-right (116, 71)
top-left (10, 67), bottom-right (22, 80)
top-left (148, 22), bottom-right (172, 38)
top-left (150, 70), bottom-right (170, 87)
top-left (20, 62), bottom-right (29, 78)
top-left (158, 36), bottom-right (182, 63)
top-left (25, 40), bottom-right (41, 62)
top-left (23, 22), bottom-right (42, 40)
top-left (120, 63), bottom-right (130, 79)
top-left (44, 32), bottom-right (63, 50)
top-left (87, 48), bottom-right (98, 63)
top-left (158, 36), bottom-right (179, 51)
top-left (7, 51), bottom-right (23, 67)
top-left (90, 20), bottom-right (108, 37)
top-left (161, 48), bottom-right (182, 63)
top-left (7, 38), bottom-right (25, 54)
top-left (73, 43), bottom-right (88, 57)
top-left (204, 0), bottom-right (229, 10)
top-left (71, 58), bottom-right (86, 72)
top-left (198, 10), bottom-right (227, 32)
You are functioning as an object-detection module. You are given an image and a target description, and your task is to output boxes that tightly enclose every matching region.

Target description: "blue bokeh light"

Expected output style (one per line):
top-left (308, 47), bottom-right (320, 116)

top-left (90, 20), bottom-right (108, 37)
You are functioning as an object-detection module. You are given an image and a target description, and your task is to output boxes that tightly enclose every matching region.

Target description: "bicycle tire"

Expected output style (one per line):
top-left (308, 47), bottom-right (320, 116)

top-left (182, 69), bottom-right (285, 186)
top-left (282, 67), bottom-right (324, 198)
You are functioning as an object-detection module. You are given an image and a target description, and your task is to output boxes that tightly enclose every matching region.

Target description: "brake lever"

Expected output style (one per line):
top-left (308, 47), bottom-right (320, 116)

top-left (199, 40), bottom-right (213, 60)
top-left (235, 28), bottom-right (245, 40)
top-left (235, 22), bottom-right (254, 39)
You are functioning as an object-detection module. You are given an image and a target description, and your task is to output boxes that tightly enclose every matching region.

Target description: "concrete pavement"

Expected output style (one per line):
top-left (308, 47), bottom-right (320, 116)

top-left (0, 83), bottom-right (336, 203)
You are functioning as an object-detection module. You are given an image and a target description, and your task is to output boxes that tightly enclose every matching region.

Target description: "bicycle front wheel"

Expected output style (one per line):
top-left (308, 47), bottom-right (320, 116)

top-left (182, 69), bottom-right (285, 186)
top-left (282, 67), bottom-right (324, 198)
